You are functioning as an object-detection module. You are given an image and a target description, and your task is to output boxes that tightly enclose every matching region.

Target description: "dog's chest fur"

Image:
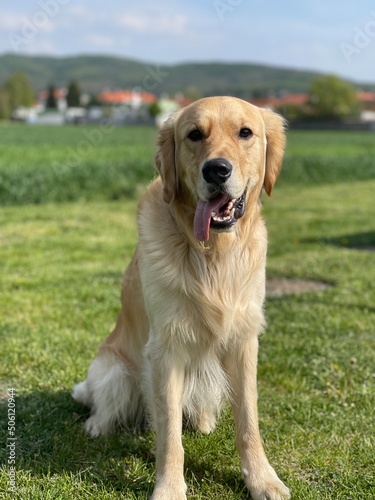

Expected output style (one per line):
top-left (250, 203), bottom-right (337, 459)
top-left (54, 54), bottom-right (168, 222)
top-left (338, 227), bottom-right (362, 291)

top-left (137, 181), bottom-right (267, 349)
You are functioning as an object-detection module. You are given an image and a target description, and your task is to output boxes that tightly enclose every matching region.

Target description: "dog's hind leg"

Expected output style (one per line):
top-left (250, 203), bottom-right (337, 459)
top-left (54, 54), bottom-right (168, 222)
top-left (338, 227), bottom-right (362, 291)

top-left (73, 251), bottom-right (149, 436)
top-left (73, 350), bottom-right (143, 437)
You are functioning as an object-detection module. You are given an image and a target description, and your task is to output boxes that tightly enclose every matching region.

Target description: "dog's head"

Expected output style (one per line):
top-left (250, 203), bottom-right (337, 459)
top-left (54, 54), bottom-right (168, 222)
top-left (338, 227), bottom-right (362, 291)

top-left (155, 96), bottom-right (286, 241)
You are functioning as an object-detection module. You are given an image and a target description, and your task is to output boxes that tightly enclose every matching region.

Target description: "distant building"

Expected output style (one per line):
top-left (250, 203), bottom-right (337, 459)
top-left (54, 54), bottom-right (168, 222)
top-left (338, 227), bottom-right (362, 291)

top-left (155, 97), bottom-right (180, 128)
top-left (249, 93), bottom-right (308, 110)
top-left (97, 90), bottom-right (157, 107)
top-left (38, 88), bottom-right (67, 111)
top-left (249, 91), bottom-right (375, 124)
top-left (358, 91), bottom-right (375, 109)
top-left (37, 88), bottom-right (90, 112)
top-left (95, 89), bottom-right (157, 125)
top-left (357, 91), bottom-right (375, 122)
top-left (154, 95), bottom-right (194, 127)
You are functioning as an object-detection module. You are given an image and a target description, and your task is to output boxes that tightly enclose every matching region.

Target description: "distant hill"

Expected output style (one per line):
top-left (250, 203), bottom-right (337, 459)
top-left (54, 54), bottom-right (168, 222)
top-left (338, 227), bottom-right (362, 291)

top-left (0, 53), bottom-right (374, 97)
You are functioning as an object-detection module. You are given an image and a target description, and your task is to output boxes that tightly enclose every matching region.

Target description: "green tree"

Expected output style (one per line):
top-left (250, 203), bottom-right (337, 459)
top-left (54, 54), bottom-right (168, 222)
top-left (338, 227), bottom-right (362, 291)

top-left (87, 94), bottom-right (101, 107)
top-left (0, 89), bottom-right (10, 120)
top-left (149, 101), bottom-right (161, 117)
top-left (66, 81), bottom-right (81, 107)
top-left (4, 72), bottom-right (34, 111)
top-left (308, 75), bottom-right (360, 119)
top-left (46, 84), bottom-right (57, 109)
top-left (276, 103), bottom-right (306, 122)
top-left (184, 86), bottom-right (201, 101)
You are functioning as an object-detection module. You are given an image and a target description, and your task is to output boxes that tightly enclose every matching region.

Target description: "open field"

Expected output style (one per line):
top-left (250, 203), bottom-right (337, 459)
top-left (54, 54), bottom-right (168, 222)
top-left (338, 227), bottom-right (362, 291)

top-left (0, 125), bottom-right (374, 206)
top-left (0, 124), bottom-right (374, 499)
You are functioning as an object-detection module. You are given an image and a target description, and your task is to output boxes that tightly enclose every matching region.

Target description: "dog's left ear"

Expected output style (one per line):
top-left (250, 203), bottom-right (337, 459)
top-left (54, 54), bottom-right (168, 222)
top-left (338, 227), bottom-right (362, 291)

top-left (155, 113), bottom-right (179, 203)
top-left (261, 109), bottom-right (287, 196)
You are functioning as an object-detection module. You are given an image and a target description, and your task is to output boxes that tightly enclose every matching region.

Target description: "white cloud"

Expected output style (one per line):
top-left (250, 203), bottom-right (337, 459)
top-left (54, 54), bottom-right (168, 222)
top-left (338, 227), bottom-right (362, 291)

top-left (86, 34), bottom-right (115, 48)
top-left (118, 12), bottom-right (188, 36)
top-left (21, 39), bottom-right (57, 55)
top-left (4, 13), bottom-right (56, 36)
top-left (0, 12), bottom-right (24, 31)
top-left (66, 5), bottom-right (91, 17)
top-left (65, 5), bottom-right (98, 24)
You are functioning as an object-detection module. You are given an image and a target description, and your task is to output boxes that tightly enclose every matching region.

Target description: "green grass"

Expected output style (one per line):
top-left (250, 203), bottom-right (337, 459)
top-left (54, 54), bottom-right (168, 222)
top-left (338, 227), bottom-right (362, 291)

top-left (0, 125), bottom-right (374, 499)
top-left (0, 127), bottom-right (375, 205)
top-left (279, 130), bottom-right (375, 187)
top-left (0, 124), bottom-right (156, 205)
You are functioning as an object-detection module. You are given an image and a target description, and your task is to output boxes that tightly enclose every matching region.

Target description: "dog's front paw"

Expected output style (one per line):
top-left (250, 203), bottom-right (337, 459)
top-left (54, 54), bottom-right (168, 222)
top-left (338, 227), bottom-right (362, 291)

top-left (84, 415), bottom-right (113, 438)
top-left (84, 416), bottom-right (102, 437)
top-left (151, 479), bottom-right (187, 500)
top-left (243, 463), bottom-right (290, 500)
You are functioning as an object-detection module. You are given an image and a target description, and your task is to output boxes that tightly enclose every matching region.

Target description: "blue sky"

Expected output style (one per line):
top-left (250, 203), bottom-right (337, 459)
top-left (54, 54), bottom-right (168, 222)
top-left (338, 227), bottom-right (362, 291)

top-left (1, 0), bottom-right (375, 82)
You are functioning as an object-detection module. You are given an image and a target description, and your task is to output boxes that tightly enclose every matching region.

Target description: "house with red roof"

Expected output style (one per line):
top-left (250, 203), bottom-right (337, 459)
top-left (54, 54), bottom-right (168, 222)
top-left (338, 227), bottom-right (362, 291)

top-left (38, 87), bottom-right (68, 111)
top-left (249, 91), bottom-right (375, 123)
top-left (97, 90), bottom-right (157, 107)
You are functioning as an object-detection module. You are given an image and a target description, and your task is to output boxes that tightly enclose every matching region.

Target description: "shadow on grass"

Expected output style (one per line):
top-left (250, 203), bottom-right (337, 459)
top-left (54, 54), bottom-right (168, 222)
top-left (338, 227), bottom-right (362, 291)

top-left (305, 231), bottom-right (375, 251)
top-left (0, 390), bottom-right (155, 496)
top-left (184, 452), bottom-right (251, 499)
top-left (1, 390), bottom-right (249, 497)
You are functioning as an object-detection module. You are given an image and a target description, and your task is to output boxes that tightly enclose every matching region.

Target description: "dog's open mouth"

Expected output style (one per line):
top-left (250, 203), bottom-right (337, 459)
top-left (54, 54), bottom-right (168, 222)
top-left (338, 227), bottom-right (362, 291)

top-left (194, 192), bottom-right (246, 241)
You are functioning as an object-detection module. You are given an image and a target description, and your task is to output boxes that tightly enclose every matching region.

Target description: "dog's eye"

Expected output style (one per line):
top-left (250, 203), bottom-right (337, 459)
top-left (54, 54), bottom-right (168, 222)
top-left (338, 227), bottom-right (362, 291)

top-left (188, 129), bottom-right (203, 142)
top-left (239, 128), bottom-right (253, 139)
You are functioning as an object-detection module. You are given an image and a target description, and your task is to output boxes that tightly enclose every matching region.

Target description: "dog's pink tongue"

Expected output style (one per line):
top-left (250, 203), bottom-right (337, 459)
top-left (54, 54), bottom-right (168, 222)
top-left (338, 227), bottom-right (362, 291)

top-left (194, 194), bottom-right (229, 241)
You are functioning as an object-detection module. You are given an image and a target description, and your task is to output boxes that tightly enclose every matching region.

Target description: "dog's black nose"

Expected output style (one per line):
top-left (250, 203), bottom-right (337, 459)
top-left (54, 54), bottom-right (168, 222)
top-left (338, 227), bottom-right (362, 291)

top-left (202, 158), bottom-right (233, 185)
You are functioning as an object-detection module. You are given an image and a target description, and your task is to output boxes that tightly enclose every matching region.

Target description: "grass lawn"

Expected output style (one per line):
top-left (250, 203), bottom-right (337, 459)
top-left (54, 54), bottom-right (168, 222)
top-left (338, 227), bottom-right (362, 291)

top-left (0, 125), bottom-right (374, 499)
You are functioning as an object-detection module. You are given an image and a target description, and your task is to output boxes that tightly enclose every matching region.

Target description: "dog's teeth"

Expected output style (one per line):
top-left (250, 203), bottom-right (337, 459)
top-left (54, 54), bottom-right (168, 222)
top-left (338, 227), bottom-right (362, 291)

top-left (212, 214), bottom-right (231, 222)
top-left (211, 198), bottom-right (238, 222)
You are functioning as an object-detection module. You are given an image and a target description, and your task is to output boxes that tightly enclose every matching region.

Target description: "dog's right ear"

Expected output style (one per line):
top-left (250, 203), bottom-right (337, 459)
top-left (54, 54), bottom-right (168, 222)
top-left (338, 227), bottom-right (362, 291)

top-left (261, 109), bottom-right (287, 197)
top-left (155, 113), bottom-right (179, 203)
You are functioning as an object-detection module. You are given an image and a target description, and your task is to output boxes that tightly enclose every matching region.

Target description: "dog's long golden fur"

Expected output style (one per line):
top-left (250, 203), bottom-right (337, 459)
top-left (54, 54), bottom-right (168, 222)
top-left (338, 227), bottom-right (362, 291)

top-left (73, 96), bottom-right (290, 500)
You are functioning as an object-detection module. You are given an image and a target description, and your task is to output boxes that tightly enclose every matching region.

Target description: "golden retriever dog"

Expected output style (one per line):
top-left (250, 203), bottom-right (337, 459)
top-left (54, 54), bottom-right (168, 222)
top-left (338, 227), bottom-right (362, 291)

top-left (73, 96), bottom-right (290, 500)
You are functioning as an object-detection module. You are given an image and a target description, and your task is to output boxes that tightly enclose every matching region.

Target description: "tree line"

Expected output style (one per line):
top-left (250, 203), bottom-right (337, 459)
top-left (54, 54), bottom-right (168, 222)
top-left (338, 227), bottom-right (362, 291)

top-left (0, 73), bottom-right (82, 119)
top-left (278, 75), bottom-right (361, 121)
top-left (0, 71), bottom-right (363, 122)
top-left (0, 73), bottom-right (34, 119)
